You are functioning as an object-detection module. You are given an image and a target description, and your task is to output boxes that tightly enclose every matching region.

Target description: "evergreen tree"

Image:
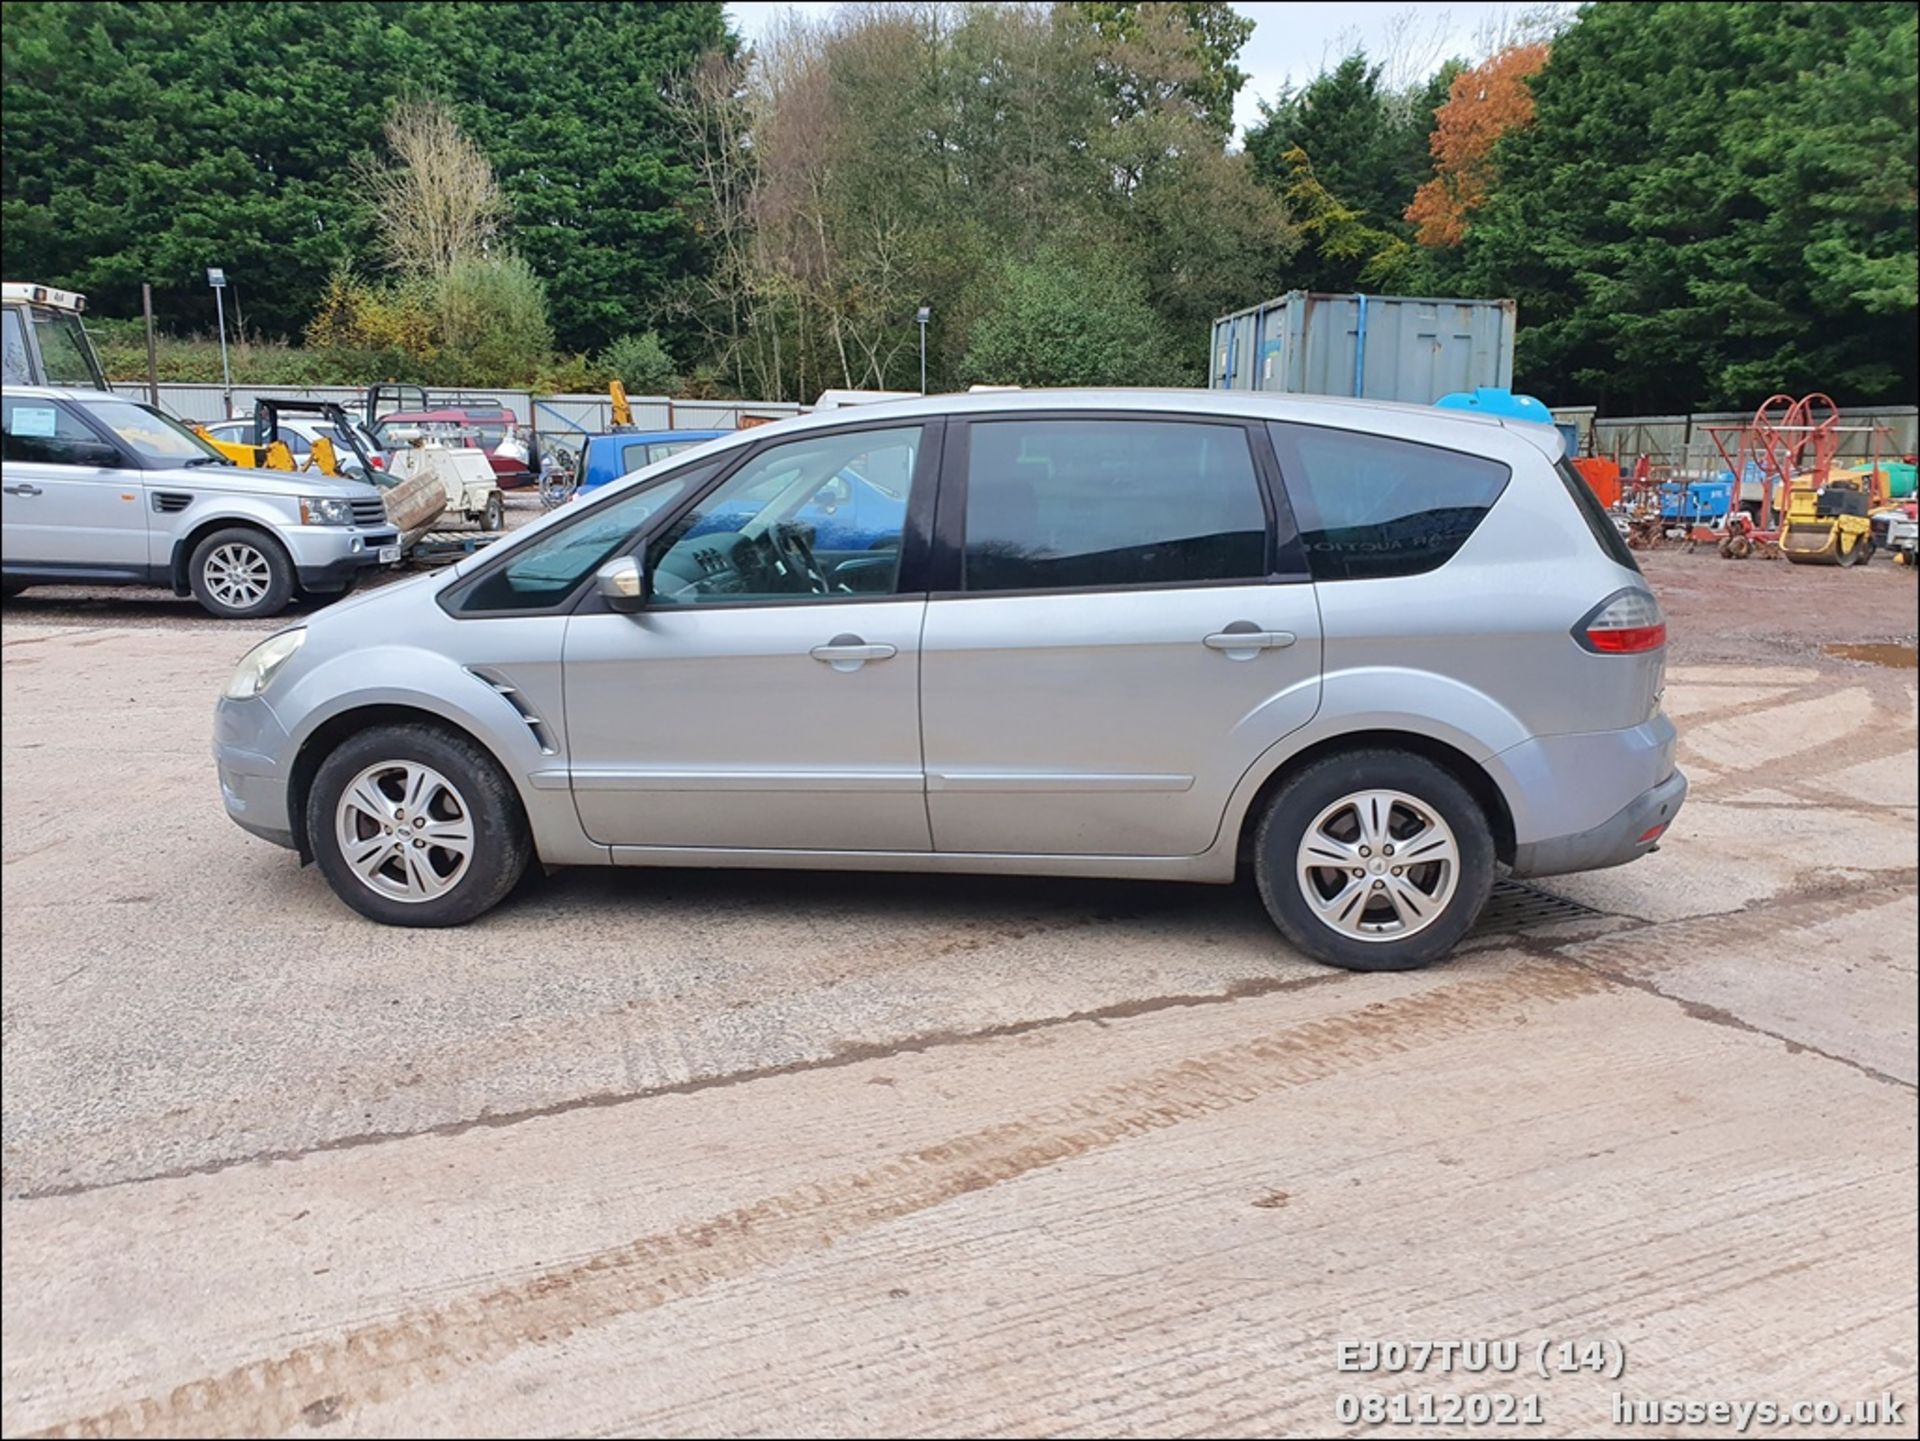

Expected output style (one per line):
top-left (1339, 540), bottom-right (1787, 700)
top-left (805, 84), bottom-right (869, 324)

top-left (1463, 1), bottom-right (1917, 408)
top-left (0, 2), bottom-right (725, 354)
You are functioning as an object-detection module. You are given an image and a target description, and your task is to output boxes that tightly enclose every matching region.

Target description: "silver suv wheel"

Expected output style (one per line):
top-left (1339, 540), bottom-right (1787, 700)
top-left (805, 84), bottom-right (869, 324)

top-left (334, 761), bottom-right (475, 903)
top-left (1295, 788), bottom-right (1461, 942)
top-left (203, 541), bottom-right (273, 610)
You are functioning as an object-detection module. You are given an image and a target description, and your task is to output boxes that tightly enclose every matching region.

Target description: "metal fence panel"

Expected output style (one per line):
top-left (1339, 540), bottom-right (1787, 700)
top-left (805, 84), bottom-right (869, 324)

top-left (113, 382), bottom-right (375, 424)
top-left (530, 394), bottom-right (806, 440)
top-left (1591, 405), bottom-right (1916, 472)
top-left (116, 383), bottom-right (805, 437)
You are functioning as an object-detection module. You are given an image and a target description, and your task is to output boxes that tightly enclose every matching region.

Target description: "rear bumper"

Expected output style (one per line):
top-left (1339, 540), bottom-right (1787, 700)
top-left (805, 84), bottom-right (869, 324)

top-left (1509, 768), bottom-right (1687, 878)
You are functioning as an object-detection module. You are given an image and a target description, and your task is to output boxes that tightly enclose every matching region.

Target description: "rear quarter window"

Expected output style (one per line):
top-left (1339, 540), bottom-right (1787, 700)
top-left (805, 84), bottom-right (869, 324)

top-left (1554, 455), bottom-right (1641, 573)
top-left (1267, 422), bottom-right (1511, 582)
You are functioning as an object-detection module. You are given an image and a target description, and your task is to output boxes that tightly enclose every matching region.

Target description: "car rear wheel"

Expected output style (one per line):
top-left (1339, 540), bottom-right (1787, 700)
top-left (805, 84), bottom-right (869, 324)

top-left (307, 723), bottom-right (531, 927)
top-left (1253, 749), bottom-right (1496, 971)
top-left (188, 527), bottom-right (294, 619)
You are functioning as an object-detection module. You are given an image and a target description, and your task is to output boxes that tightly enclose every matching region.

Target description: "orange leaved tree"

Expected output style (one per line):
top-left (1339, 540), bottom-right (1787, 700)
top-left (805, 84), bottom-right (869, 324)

top-left (1406, 42), bottom-right (1550, 247)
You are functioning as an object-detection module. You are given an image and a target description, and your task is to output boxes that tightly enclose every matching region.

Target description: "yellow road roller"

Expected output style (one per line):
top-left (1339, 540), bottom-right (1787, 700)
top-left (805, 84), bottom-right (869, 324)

top-left (1779, 472), bottom-right (1876, 566)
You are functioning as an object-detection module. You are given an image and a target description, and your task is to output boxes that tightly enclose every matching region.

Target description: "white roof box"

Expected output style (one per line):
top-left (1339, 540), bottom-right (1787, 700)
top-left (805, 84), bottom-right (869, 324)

top-left (2, 282), bottom-right (87, 313)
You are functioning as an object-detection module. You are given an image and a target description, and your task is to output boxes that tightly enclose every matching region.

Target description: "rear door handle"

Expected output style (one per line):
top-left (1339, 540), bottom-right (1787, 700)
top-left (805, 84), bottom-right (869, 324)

top-left (1204, 628), bottom-right (1296, 658)
top-left (3, 484), bottom-right (43, 497)
top-left (810, 634), bottom-right (897, 671)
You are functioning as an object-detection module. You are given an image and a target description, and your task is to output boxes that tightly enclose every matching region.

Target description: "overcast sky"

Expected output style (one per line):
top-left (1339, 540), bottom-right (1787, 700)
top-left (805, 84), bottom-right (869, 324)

top-left (724, 2), bottom-right (1554, 139)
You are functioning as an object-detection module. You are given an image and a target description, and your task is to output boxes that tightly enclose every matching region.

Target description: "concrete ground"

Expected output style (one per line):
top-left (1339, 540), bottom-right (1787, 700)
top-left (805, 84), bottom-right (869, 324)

top-left (2, 543), bottom-right (1915, 1437)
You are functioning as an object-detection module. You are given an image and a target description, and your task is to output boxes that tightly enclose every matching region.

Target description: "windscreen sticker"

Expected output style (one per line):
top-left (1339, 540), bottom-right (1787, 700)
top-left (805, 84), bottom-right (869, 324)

top-left (10, 405), bottom-right (59, 438)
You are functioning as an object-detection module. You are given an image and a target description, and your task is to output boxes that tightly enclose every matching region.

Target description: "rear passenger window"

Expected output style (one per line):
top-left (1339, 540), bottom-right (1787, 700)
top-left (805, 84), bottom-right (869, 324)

top-left (1267, 423), bottom-right (1510, 581)
top-left (962, 419), bottom-right (1268, 592)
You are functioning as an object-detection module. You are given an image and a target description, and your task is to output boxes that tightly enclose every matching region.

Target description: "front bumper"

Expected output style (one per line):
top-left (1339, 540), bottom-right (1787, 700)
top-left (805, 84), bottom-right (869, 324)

top-left (214, 696), bottom-right (298, 849)
top-left (1509, 768), bottom-right (1687, 878)
top-left (280, 525), bottom-right (400, 593)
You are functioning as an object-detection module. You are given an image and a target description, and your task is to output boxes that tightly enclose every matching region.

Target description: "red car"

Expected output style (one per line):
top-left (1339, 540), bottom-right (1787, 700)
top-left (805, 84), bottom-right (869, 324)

top-left (371, 402), bottom-right (540, 489)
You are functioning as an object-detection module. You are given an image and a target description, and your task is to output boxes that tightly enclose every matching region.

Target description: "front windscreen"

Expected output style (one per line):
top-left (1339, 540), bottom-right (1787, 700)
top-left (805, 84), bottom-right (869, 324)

top-left (29, 306), bottom-right (109, 389)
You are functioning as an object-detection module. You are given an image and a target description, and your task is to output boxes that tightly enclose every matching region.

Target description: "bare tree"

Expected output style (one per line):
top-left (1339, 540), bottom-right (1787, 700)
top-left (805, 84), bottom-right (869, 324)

top-left (359, 99), bottom-right (506, 279)
top-left (1374, 7), bottom-right (1456, 95)
top-left (1471, 3), bottom-right (1575, 61)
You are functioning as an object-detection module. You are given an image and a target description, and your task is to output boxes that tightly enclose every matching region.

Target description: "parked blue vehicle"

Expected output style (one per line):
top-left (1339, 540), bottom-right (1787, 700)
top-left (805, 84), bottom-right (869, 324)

top-left (577, 428), bottom-right (908, 552)
top-left (575, 430), bottom-right (730, 494)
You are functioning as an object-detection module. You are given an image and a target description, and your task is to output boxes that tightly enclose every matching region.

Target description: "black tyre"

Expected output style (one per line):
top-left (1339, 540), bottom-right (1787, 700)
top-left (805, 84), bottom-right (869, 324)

top-left (484, 492), bottom-right (505, 531)
top-left (188, 526), bottom-right (295, 619)
top-left (1253, 749), bottom-right (1497, 972)
top-left (307, 722), bottom-right (531, 927)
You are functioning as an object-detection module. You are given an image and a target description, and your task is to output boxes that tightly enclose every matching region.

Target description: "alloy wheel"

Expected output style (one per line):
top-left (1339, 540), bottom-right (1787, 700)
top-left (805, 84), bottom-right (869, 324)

top-left (1295, 789), bottom-right (1461, 942)
top-left (333, 761), bottom-right (476, 903)
top-left (204, 543), bottom-right (273, 610)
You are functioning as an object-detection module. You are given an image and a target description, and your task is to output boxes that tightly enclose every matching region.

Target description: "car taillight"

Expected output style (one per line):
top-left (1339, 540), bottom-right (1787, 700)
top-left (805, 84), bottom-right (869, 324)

top-left (1575, 588), bottom-right (1666, 654)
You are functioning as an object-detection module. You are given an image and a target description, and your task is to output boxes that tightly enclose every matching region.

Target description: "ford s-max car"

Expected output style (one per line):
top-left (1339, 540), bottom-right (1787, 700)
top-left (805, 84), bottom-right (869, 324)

top-left (214, 389), bottom-right (1682, 970)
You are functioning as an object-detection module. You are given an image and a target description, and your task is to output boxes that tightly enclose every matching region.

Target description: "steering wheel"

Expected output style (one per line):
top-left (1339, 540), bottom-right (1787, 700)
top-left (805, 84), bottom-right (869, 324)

top-left (771, 522), bottom-right (831, 594)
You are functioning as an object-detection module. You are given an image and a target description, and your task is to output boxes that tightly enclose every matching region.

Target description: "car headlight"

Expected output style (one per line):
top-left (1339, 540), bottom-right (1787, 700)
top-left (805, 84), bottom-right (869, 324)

top-left (224, 628), bottom-right (306, 699)
top-left (300, 496), bottom-right (353, 526)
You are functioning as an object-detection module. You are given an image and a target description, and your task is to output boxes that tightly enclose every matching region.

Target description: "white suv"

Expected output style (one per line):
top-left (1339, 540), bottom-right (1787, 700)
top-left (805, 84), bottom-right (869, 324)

top-left (3, 387), bottom-right (400, 618)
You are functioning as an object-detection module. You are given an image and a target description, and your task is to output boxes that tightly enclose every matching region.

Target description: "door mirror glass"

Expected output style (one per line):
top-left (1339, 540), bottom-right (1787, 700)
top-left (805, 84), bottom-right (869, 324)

top-left (595, 555), bottom-right (647, 613)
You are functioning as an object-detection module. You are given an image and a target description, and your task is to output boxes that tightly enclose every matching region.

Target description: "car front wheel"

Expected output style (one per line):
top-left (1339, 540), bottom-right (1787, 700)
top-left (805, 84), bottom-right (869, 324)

top-left (1254, 749), bottom-right (1496, 971)
top-left (307, 723), bottom-right (531, 927)
top-left (188, 527), bottom-right (294, 619)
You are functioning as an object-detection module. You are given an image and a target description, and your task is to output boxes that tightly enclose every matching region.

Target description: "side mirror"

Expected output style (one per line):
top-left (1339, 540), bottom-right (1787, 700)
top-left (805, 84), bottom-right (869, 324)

top-left (817, 475), bottom-right (851, 514)
top-left (594, 554), bottom-right (648, 613)
top-left (65, 440), bottom-right (124, 469)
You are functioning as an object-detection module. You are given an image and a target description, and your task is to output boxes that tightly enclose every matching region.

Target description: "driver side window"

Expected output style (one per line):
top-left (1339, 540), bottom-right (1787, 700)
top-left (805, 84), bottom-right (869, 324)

top-left (456, 462), bottom-right (720, 614)
top-left (646, 425), bottom-right (922, 606)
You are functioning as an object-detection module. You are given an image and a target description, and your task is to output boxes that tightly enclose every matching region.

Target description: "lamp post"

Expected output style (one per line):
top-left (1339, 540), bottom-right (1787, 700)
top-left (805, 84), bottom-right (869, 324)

top-left (207, 267), bottom-right (233, 417)
top-left (915, 304), bottom-right (931, 395)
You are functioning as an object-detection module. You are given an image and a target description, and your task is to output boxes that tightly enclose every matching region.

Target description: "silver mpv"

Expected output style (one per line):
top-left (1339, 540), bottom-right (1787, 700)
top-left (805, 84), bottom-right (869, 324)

top-left (214, 390), bottom-right (1684, 971)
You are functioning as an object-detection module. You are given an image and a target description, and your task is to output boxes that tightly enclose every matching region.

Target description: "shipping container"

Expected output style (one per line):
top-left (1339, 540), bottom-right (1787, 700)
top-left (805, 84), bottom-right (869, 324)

top-left (1208, 291), bottom-right (1516, 405)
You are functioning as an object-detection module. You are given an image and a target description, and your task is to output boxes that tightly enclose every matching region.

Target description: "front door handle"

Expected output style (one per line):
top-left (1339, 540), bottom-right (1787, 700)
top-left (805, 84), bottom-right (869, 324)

top-left (810, 634), bottom-right (898, 672)
top-left (1203, 626), bottom-right (1297, 660)
top-left (3, 484), bottom-right (43, 497)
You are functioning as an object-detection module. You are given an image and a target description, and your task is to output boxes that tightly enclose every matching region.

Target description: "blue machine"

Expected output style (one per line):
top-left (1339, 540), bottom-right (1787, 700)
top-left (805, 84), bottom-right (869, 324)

top-left (1658, 479), bottom-right (1733, 525)
top-left (1434, 387), bottom-right (1576, 455)
top-left (1434, 386), bottom-right (1555, 425)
